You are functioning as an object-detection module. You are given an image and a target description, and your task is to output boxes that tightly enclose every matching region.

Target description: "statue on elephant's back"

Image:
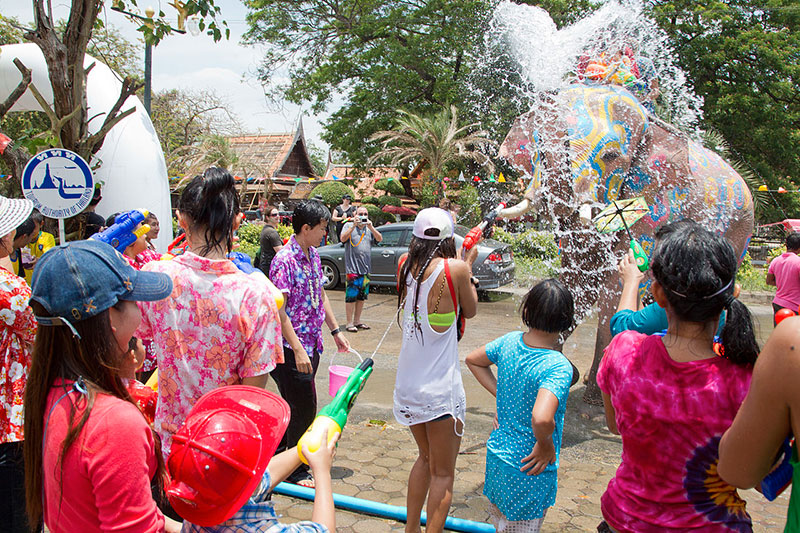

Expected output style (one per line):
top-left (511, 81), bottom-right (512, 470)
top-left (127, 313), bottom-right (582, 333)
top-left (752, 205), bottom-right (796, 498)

top-left (498, 84), bottom-right (754, 404)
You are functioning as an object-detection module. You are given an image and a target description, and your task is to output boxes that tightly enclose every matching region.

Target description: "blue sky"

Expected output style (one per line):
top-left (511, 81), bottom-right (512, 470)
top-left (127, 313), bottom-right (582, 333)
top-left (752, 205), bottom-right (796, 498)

top-left (2, 0), bottom-right (332, 149)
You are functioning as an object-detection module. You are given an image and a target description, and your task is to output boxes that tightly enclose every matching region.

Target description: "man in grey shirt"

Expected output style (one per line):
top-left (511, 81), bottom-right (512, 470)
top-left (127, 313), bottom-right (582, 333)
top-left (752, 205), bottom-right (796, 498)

top-left (340, 205), bottom-right (382, 331)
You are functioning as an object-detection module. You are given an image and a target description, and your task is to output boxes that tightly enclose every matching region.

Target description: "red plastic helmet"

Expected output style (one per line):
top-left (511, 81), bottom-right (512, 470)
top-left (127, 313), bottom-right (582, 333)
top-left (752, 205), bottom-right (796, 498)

top-left (166, 386), bottom-right (290, 526)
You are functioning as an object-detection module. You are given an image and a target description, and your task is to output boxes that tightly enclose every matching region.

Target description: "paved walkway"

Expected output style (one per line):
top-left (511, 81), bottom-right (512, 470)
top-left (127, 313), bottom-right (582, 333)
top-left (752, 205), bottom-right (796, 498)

top-left (269, 289), bottom-right (792, 531)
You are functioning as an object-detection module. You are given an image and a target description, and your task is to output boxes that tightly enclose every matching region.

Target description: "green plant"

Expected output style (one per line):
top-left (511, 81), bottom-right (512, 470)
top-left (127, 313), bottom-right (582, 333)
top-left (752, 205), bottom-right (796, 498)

top-left (378, 195), bottom-right (402, 207)
top-left (736, 252), bottom-right (770, 292)
top-left (513, 256), bottom-right (561, 286)
top-left (311, 182), bottom-right (355, 206)
top-left (418, 181), bottom-right (439, 209)
top-left (365, 204), bottom-right (395, 225)
top-left (375, 177), bottom-right (405, 196)
top-left (493, 227), bottom-right (559, 261)
top-left (236, 222), bottom-right (292, 260)
top-left (361, 195), bottom-right (379, 205)
top-left (454, 186), bottom-right (480, 227)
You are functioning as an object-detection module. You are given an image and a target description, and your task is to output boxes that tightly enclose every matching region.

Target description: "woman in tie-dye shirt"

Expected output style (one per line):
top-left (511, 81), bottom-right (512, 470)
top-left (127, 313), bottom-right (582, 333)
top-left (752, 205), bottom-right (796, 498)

top-left (137, 168), bottom-right (283, 460)
top-left (598, 225), bottom-right (759, 532)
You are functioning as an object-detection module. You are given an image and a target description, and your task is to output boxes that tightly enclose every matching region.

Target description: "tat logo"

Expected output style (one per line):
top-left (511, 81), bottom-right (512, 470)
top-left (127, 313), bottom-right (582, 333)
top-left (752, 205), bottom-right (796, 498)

top-left (21, 149), bottom-right (95, 219)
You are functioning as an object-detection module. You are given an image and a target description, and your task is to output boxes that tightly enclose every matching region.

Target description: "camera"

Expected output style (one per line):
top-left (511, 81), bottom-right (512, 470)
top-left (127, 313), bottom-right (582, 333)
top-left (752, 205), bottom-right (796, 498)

top-left (359, 215), bottom-right (369, 224)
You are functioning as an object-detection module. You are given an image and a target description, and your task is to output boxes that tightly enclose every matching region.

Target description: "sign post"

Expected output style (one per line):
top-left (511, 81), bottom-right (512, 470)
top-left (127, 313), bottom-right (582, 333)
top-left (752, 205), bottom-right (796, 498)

top-left (20, 149), bottom-right (95, 244)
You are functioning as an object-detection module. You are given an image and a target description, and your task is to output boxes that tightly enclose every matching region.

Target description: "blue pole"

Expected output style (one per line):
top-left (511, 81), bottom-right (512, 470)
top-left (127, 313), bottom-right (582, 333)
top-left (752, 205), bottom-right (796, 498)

top-left (273, 482), bottom-right (495, 533)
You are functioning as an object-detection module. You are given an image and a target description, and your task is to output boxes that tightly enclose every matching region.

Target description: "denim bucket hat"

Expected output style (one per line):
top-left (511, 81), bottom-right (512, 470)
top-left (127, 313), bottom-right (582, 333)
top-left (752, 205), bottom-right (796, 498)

top-left (31, 240), bottom-right (172, 336)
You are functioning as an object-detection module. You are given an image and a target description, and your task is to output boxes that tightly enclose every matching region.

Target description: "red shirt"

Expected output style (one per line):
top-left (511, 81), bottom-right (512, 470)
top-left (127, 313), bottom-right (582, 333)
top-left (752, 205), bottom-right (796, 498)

top-left (43, 383), bottom-right (165, 532)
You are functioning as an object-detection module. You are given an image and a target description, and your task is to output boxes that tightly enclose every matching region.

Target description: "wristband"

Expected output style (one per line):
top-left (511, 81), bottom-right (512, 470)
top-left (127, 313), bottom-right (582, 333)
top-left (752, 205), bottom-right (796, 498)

top-left (470, 276), bottom-right (480, 289)
top-left (330, 327), bottom-right (341, 336)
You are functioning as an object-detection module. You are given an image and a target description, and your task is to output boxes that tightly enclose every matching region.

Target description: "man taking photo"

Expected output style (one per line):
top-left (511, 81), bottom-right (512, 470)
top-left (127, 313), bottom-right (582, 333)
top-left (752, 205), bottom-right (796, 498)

top-left (340, 205), bottom-right (382, 332)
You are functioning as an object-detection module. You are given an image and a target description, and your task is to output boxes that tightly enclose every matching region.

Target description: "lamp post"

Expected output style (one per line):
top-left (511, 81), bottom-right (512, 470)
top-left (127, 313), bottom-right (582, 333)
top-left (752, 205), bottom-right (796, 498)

top-left (110, 2), bottom-right (197, 116)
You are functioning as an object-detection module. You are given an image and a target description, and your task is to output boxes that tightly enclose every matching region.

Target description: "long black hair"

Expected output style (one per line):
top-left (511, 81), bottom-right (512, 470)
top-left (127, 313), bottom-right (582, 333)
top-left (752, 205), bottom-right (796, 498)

top-left (397, 234), bottom-right (457, 339)
top-left (178, 167), bottom-right (240, 256)
top-left (651, 226), bottom-right (758, 366)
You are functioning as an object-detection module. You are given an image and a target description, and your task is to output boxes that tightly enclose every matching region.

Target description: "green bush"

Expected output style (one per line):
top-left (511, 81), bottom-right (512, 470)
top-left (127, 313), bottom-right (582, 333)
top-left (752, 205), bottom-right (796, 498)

top-left (378, 195), bottom-right (402, 207)
top-left (454, 186), bottom-right (480, 227)
top-left (375, 177), bottom-right (405, 195)
top-left (736, 251), bottom-right (770, 291)
top-left (365, 204), bottom-right (395, 225)
top-left (311, 182), bottom-right (355, 206)
top-left (361, 195), bottom-right (379, 205)
top-left (514, 255), bottom-right (561, 286)
top-left (493, 227), bottom-right (559, 261)
top-left (418, 181), bottom-right (439, 208)
top-left (236, 222), bottom-right (292, 260)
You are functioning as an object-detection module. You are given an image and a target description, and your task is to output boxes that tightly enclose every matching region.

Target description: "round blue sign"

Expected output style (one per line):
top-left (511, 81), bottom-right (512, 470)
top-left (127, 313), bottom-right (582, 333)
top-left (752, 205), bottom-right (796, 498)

top-left (21, 149), bottom-right (95, 219)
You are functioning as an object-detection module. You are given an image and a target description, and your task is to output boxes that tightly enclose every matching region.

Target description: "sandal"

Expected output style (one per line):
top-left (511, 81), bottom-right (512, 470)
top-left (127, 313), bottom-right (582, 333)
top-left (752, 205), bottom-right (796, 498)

top-left (290, 471), bottom-right (315, 488)
top-left (345, 324), bottom-right (358, 333)
top-left (355, 323), bottom-right (371, 330)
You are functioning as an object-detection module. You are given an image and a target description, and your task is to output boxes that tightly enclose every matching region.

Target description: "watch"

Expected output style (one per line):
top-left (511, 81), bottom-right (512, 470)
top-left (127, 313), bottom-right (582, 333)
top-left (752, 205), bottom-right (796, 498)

top-left (470, 276), bottom-right (480, 288)
top-left (330, 327), bottom-right (341, 336)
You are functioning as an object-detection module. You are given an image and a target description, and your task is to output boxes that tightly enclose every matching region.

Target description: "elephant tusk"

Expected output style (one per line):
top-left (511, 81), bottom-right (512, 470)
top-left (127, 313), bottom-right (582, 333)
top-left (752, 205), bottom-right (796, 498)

top-left (498, 198), bottom-right (531, 218)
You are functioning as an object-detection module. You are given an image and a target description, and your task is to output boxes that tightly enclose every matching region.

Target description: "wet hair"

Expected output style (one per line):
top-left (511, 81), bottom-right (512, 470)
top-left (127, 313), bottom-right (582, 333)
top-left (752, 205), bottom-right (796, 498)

top-left (396, 235), bottom-right (458, 341)
top-left (24, 302), bottom-right (166, 525)
top-left (14, 217), bottom-right (36, 240)
top-left (178, 167), bottom-right (240, 256)
top-left (651, 225), bottom-right (758, 366)
top-left (520, 279), bottom-right (574, 333)
top-left (653, 219), bottom-right (700, 241)
top-left (30, 210), bottom-right (44, 225)
top-left (786, 232), bottom-right (800, 251)
top-left (145, 212), bottom-right (159, 224)
top-left (291, 200), bottom-right (331, 235)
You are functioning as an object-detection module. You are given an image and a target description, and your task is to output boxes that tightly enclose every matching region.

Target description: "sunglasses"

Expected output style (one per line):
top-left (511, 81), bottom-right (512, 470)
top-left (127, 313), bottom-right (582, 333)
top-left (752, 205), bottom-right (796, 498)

top-left (269, 212), bottom-right (279, 217)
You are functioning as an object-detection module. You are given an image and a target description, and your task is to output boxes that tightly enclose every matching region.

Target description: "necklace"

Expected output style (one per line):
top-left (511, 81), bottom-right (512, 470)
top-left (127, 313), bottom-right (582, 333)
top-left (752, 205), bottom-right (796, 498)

top-left (349, 227), bottom-right (366, 247)
top-left (302, 261), bottom-right (320, 309)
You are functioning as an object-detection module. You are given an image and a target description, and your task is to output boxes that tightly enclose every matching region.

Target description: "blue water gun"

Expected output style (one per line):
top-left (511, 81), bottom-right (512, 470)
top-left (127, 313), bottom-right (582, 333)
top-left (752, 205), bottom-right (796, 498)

top-left (760, 437), bottom-right (794, 501)
top-left (91, 209), bottom-right (150, 253)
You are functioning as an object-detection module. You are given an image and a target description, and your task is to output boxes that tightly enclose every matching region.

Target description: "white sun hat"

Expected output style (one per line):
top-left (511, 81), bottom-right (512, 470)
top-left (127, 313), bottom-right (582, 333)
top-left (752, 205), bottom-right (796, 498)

top-left (0, 194), bottom-right (33, 239)
top-left (412, 207), bottom-right (454, 241)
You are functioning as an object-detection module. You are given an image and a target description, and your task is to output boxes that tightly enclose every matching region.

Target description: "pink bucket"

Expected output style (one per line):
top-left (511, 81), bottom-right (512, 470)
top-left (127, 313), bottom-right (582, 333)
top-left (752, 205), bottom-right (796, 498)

top-left (328, 349), bottom-right (363, 397)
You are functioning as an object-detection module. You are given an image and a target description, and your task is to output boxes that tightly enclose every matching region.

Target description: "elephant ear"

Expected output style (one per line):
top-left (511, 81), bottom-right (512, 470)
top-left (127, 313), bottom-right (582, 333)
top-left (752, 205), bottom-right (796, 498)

top-left (625, 118), bottom-right (692, 200)
top-left (499, 110), bottom-right (541, 196)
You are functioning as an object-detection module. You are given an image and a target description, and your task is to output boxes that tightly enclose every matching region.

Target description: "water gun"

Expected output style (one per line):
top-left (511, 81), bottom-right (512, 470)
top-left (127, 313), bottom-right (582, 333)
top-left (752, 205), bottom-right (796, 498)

top-left (760, 437), bottom-right (794, 501)
top-left (630, 238), bottom-right (649, 272)
top-left (462, 202), bottom-right (506, 253)
top-left (91, 209), bottom-right (150, 253)
top-left (297, 358), bottom-right (374, 464)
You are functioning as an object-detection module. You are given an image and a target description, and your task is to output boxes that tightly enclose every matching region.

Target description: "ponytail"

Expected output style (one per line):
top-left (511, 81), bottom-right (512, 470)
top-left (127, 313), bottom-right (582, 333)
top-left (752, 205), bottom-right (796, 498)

top-left (178, 167), bottom-right (239, 256)
top-left (718, 298), bottom-right (759, 366)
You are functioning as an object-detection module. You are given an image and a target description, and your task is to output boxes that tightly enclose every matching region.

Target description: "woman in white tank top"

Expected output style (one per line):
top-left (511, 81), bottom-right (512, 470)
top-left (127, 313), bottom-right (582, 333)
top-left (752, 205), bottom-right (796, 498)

top-left (393, 208), bottom-right (480, 533)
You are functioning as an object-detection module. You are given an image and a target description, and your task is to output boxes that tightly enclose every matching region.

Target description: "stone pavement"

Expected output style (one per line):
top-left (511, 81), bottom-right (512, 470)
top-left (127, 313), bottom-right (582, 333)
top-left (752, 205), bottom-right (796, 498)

top-left (267, 289), bottom-right (792, 532)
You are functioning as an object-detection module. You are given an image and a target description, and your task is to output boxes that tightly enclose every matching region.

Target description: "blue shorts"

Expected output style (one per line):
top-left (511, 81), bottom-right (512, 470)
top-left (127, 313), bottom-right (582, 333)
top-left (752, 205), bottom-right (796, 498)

top-left (345, 274), bottom-right (369, 303)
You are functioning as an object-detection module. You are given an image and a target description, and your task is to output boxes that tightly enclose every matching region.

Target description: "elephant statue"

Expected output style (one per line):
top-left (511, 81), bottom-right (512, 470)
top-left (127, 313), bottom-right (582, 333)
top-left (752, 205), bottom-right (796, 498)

top-left (498, 84), bottom-right (754, 404)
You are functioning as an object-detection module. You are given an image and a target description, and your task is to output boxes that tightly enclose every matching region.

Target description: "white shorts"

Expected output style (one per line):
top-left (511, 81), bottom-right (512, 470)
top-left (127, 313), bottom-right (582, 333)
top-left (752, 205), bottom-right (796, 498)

top-left (487, 502), bottom-right (547, 533)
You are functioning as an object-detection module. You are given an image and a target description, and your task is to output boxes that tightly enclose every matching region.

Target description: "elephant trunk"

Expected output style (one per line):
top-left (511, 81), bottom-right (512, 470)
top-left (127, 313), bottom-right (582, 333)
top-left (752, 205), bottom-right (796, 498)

top-left (498, 198), bottom-right (531, 219)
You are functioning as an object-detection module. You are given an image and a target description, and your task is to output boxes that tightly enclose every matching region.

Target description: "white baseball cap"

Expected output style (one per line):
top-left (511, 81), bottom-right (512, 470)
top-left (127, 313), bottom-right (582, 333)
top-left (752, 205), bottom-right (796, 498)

top-left (412, 207), bottom-right (454, 240)
top-left (0, 194), bottom-right (33, 239)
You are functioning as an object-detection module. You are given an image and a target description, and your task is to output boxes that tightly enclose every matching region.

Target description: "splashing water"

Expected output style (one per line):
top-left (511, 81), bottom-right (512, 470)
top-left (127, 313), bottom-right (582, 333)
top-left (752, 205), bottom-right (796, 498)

top-left (467, 0), bottom-right (707, 324)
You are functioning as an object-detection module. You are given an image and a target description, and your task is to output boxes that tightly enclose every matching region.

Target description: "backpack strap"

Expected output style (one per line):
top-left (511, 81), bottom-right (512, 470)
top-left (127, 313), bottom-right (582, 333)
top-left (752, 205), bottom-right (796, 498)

top-left (443, 259), bottom-right (457, 310)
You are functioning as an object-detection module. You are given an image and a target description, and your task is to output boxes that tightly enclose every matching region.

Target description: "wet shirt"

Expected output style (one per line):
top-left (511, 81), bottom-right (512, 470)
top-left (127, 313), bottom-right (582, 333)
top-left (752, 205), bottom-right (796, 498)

top-left (341, 222), bottom-right (375, 275)
top-left (0, 269), bottom-right (36, 443)
top-left (483, 331), bottom-right (572, 520)
top-left (137, 252), bottom-right (282, 457)
top-left (270, 236), bottom-right (326, 355)
top-left (598, 330), bottom-right (753, 532)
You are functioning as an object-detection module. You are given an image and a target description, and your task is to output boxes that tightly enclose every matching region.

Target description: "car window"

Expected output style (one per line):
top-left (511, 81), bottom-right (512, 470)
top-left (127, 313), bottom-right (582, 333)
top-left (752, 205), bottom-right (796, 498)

top-left (377, 229), bottom-right (405, 247)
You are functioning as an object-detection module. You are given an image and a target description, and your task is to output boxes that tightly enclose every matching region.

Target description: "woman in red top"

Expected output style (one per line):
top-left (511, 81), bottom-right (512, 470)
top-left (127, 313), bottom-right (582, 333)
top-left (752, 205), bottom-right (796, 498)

top-left (0, 194), bottom-right (36, 533)
top-left (23, 240), bottom-right (178, 533)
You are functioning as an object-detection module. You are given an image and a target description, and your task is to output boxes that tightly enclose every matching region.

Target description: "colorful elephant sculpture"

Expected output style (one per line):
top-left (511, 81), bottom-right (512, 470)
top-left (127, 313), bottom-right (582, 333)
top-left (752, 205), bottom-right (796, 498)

top-left (498, 84), bottom-right (754, 404)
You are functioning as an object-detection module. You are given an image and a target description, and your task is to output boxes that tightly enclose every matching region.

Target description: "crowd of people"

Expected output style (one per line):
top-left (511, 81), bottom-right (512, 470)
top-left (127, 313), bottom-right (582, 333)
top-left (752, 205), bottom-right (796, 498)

top-left (0, 167), bottom-right (798, 533)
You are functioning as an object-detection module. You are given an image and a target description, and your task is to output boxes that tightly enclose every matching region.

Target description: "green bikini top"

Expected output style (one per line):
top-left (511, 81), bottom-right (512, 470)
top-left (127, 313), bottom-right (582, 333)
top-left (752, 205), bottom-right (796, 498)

top-left (428, 310), bottom-right (455, 327)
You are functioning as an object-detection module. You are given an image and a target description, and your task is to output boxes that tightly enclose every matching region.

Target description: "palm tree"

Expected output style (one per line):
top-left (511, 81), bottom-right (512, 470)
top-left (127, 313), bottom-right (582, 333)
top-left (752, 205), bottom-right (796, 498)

top-left (369, 105), bottom-right (496, 186)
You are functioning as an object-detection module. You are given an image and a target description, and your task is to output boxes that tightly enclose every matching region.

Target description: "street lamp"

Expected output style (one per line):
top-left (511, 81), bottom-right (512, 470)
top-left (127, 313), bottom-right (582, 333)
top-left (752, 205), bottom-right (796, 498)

top-left (110, 1), bottom-right (187, 115)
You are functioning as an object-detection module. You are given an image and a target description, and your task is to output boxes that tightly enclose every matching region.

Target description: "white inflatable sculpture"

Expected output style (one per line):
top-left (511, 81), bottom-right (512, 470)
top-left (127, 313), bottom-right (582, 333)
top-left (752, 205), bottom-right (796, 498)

top-left (0, 43), bottom-right (173, 251)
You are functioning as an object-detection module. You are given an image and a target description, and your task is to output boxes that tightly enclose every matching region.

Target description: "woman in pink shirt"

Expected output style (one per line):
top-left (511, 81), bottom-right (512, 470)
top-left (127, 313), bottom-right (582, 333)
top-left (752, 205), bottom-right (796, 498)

top-left (598, 224), bottom-right (759, 532)
top-left (23, 240), bottom-right (177, 533)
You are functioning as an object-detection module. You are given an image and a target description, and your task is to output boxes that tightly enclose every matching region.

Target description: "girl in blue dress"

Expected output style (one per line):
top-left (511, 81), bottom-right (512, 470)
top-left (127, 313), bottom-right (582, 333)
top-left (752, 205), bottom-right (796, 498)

top-left (466, 279), bottom-right (574, 532)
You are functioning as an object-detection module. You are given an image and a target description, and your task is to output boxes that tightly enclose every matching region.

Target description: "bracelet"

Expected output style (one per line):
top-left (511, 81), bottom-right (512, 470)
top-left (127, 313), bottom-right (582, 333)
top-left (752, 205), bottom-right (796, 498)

top-left (330, 327), bottom-right (341, 336)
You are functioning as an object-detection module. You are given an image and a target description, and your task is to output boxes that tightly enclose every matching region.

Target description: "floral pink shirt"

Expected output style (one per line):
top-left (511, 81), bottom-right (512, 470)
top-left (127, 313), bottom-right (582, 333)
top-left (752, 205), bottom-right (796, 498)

top-left (137, 252), bottom-right (283, 457)
top-left (598, 331), bottom-right (753, 532)
top-left (0, 269), bottom-right (36, 443)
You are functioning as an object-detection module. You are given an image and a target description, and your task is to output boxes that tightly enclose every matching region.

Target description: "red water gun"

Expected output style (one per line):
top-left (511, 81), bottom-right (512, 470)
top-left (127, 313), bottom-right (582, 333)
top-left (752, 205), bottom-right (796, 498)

top-left (462, 202), bottom-right (506, 253)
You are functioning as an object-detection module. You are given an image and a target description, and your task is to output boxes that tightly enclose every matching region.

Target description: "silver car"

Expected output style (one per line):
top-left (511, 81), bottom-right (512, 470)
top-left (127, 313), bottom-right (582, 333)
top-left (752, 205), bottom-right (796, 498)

top-left (317, 222), bottom-right (515, 290)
